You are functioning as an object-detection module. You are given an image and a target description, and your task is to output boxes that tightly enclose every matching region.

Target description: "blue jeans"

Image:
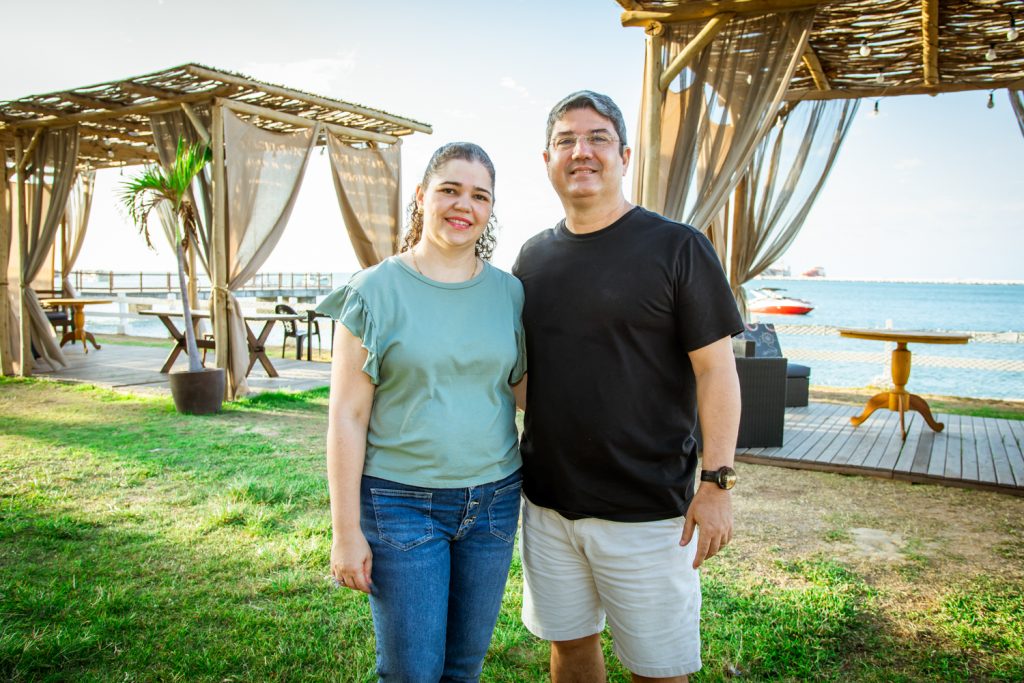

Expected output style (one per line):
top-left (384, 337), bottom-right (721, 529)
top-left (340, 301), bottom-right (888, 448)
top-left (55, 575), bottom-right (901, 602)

top-left (360, 470), bottom-right (522, 682)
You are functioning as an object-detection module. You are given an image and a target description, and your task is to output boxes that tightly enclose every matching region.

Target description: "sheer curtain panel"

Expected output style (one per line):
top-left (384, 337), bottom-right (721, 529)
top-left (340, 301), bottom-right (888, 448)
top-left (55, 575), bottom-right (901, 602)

top-left (219, 110), bottom-right (319, 396)
top-left (327, 136), bottom-right (401, 268)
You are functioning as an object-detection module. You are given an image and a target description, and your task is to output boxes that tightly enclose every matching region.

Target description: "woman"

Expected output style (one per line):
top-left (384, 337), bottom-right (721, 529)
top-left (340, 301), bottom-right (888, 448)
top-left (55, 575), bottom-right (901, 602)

top-left (319, 142), bottom-right (525, 681)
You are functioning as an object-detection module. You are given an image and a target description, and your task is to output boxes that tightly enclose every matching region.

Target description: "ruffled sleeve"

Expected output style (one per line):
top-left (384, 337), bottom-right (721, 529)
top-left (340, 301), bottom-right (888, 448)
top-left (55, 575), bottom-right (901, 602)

top-left (316, 285), bottom-right (381, 384)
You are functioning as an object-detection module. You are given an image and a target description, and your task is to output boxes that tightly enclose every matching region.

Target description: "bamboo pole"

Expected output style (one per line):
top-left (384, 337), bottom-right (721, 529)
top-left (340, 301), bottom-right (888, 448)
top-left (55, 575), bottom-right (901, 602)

top-left (218, 98), bottom-right (400, 145)
top-left (0, 149), bottom-right (12, 375)
top-left (181, 103), bottom-right (211, 145)
top-left (621, 0), bottom-right (824, 26)
top-left (802, 47), bottom-right (831, 91)
top-left (187, 64), bottom-right (432, 135)
top-left (210, 103), bottom-right (231, 399)
top-left (922, 0), bottom-right (939, 87)
top-left (785, 76), bottom-right (1024, 101)
top-left (659, 13), bottom-right (734, 92)
top-left (10, 90), bottom-right (233, 131)
top-left (640, 24), bottom-right (665, 212)
top-left (15, 128), bottom-right (41, 172)
top-left (15, 134), bottom-right (30, 376)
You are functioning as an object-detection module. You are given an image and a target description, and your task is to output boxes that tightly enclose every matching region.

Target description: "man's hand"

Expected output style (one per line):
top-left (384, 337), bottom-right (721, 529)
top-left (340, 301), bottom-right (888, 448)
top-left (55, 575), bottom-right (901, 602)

top-left (681, 484), bottom-right (733, 569)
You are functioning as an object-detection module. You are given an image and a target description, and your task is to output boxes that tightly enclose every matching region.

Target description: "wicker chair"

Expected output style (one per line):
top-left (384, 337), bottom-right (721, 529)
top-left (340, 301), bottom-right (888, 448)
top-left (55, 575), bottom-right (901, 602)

top-left (739, 322), bottom-right (810, 407)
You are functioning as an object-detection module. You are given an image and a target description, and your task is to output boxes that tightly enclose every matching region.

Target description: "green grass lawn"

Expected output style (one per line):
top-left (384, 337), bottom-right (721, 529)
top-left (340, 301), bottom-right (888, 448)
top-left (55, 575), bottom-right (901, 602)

top-left (1, 378), bottom-right (1022, 682)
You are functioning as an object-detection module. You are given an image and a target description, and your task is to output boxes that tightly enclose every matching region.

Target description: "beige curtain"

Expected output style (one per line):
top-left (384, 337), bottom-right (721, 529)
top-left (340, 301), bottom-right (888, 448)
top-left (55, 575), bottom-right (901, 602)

top-left (17, 127), bottom-right (79, 373)
top-left (60, 169), bottom-right (94, 297)
top-left (149, 105), bottom-right (213, 277)
top-left (633, 10), bottom-right (815, 233)
top-left (220, 110), bottom-right (319, 396)
top-left (1010, 89), bottom-right (1024, 139)
top-left (718, 99), bottom-right (858, 318)
top-left (0, 158), bottom-right (14, 375)
top-left (327, 136), bottom-right (402, 267)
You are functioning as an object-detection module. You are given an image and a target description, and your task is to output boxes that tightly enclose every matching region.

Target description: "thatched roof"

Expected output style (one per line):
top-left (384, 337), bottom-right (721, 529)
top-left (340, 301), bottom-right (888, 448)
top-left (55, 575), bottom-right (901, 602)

top-left (617, 0), bottom-right (1024, 100)
top-left (0, 63), bottom-right (431, 168)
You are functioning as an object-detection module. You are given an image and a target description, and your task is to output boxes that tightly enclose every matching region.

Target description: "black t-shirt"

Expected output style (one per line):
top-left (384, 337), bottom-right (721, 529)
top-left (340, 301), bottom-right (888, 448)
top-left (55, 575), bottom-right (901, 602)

top-left (512, 206), bottom-right (743, 522)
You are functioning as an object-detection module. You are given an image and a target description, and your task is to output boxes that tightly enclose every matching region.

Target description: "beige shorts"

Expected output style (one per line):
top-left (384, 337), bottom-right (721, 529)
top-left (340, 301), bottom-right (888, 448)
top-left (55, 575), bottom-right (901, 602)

top-left (520, 497), bottom-right (702, 678)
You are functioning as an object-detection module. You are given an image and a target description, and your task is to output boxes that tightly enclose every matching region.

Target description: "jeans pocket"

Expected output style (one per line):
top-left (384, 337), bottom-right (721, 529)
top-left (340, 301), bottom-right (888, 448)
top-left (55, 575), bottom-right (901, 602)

top-left (488, 480), bottom-right (522, 543)
top-left (370, 488), bottom-right (433, 551)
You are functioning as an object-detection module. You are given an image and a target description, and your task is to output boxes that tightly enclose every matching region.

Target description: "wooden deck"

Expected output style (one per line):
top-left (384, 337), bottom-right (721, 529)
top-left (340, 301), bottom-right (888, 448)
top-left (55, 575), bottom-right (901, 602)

top-left (738, 401), bottom-right (1024, 497)
top-left (32, 342), bottom-right (331, 395)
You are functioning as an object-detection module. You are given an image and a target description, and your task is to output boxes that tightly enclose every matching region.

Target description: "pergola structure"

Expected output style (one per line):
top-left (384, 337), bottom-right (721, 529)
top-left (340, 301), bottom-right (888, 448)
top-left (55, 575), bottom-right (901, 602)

top-left (0, 63), bottom-right (431, 397)
top-left (616, 0), bottom-right (1024, 311)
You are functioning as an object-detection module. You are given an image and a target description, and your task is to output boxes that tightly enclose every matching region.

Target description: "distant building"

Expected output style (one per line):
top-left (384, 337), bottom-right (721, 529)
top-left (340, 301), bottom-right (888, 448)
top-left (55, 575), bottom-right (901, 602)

top-left (802, 266), bottom-right (826, 277)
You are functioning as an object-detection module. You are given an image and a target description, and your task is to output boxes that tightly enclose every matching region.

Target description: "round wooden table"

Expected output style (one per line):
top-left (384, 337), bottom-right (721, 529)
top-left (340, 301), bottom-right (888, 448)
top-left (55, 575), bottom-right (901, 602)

top-left (40, 298), bottom-right (113, 353)
top-left (838, 328), bottom-right (970, 440)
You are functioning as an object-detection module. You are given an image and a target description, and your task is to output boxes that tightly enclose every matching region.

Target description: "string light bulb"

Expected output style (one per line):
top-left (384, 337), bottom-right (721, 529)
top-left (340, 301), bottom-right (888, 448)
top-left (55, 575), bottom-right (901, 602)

top-left (1009, 16), bottom-right (1019, 42)
top-left (859, 40), bottom-right (871, 57)
top-left (871, 99), bottom-right (880, 117)
top-left (985, 44), bottom-right (997, 61)
top-left (987, 92), bottom-right (995, 109)
top-left (875, 70), bottom-right (885, 84)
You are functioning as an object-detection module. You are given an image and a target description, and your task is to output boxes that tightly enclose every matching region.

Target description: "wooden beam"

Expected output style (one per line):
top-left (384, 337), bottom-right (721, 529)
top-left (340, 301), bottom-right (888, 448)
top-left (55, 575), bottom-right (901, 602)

top-left (61, 92), bottom-right (122, 110)
top-left (785, 75), bottom-right (1024, 101)
top-left (187, 64), bottom-right (432, 135)
top-left (640, 28), bottom-right (664, 211)
top-left (10, 91), bottom-right (224, 130)
top-left (15, 134), bottom-right (30, 376)
top-left (802, 46), bottom-right (831, 91)
top-left (7, 101), bottom-right (67, 117)
top-left (15, 129), bottom-right (41, 172)
top-left (0, 149), bottom-right (12, 375)
top-left (181, 103), bottom-right (211, 144)
top-left (119, 80), bottom-right (184, 99)
top-left (922, 0), bottom-right (939, 87)
top-left (659, 13), bottom-right (734, 92)
top-left (621, 0), bottom-right (825, 26)
top-left (209, 103), bottom-right (231, 398)
top-left (218, 98), bottom-right (400, 145)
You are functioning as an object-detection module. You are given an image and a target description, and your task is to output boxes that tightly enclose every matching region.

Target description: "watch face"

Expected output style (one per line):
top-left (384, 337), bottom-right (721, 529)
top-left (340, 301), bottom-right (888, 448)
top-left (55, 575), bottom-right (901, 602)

top-left (720, 467), bottom-right (737, 490)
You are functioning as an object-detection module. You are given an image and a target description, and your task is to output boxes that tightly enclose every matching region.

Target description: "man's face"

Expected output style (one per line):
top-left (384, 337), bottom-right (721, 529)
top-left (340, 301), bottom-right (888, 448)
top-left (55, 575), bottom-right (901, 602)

top-left (544, 107), bottom-right (630, 206)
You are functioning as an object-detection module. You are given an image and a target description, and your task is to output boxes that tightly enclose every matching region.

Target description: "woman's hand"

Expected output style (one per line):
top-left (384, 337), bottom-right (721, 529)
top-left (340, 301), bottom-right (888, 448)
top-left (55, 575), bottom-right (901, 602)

top-left (331, 532), bottom-right (373, 594)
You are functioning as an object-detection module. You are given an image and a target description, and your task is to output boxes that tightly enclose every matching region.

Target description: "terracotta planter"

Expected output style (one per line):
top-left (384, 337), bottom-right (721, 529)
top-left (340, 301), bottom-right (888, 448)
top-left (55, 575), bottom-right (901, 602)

top-left (168, 367), bottom-right (225, 415)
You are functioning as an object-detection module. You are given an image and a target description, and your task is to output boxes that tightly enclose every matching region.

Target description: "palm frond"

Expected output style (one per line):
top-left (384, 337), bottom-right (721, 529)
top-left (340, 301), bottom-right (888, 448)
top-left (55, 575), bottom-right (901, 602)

top-left (119, 138), bottom-right (210, 248)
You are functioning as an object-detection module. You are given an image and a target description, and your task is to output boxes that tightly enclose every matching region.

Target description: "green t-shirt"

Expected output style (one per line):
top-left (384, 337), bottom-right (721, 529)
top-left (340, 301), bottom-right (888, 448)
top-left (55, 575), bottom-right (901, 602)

top-left (317, 256), bottom-right (525, 488)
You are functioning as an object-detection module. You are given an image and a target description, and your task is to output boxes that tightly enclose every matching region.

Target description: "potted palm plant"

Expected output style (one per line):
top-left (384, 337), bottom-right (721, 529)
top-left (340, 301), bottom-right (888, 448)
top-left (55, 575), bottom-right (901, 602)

top-left (121, 138), bottom-right (224, 414)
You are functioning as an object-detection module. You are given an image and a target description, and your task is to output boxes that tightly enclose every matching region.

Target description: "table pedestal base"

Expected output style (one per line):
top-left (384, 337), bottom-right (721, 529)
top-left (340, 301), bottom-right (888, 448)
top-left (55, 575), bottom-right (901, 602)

top-left (58, 329), bottom-right (101, 352)
top-left (850, 390), bottom-right (944, 440)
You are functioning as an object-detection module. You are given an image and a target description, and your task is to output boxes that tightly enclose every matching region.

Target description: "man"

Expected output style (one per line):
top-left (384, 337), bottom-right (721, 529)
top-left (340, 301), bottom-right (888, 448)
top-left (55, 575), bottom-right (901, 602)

top-left (512, 90), bottom-right (743, 682)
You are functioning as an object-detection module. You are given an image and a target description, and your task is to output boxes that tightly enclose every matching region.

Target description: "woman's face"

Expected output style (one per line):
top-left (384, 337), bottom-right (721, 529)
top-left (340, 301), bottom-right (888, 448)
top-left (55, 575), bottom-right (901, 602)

top-left (415, 158), bottom-right (493, 253)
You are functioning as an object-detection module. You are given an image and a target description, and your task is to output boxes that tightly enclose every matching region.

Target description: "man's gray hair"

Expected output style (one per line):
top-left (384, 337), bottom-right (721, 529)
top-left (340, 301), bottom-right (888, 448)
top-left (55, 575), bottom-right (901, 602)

top-left (545, 90), bottom-right (628, 153)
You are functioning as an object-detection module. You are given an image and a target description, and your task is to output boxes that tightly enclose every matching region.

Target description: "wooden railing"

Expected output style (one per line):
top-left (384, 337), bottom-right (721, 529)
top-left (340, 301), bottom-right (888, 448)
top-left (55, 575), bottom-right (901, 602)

top-left (65, 271), bottom-right (338, 294)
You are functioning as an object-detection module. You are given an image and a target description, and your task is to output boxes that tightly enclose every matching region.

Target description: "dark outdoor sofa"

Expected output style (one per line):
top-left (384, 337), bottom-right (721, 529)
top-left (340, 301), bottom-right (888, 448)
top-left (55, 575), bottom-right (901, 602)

top-left (695, 338), bottom-right (786, 450)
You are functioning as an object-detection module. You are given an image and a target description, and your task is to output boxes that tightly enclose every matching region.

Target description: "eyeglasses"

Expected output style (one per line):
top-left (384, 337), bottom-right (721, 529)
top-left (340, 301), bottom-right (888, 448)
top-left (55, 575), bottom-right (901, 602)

top-left (549, 132), bottom-right (619, 151)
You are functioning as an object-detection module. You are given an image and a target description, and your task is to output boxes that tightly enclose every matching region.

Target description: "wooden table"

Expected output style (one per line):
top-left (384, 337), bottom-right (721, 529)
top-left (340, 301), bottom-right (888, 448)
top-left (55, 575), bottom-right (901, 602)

top-left (140, 310), bottom-right (301, 377)
top-left (838, 328), bottom-right (971, 440)
top-left (40, 298), bottom-right (113, 353)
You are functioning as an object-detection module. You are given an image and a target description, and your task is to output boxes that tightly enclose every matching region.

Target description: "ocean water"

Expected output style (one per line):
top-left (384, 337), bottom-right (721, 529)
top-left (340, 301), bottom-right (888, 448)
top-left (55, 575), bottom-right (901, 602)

top-left (84, 277), bottom-right (1024, 401)
top-left (746, 279), bottom-right (1024, 400)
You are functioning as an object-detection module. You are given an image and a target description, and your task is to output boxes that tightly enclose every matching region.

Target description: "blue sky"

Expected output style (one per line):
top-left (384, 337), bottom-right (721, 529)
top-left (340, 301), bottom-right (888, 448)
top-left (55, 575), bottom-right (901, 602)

top-left (3, 0), bottom-right (1022, 281)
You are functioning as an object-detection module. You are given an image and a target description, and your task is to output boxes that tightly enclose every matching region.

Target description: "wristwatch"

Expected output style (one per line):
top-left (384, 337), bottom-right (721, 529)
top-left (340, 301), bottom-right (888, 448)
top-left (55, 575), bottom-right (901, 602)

top-left (700, 466), bottom-right (737, 490)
